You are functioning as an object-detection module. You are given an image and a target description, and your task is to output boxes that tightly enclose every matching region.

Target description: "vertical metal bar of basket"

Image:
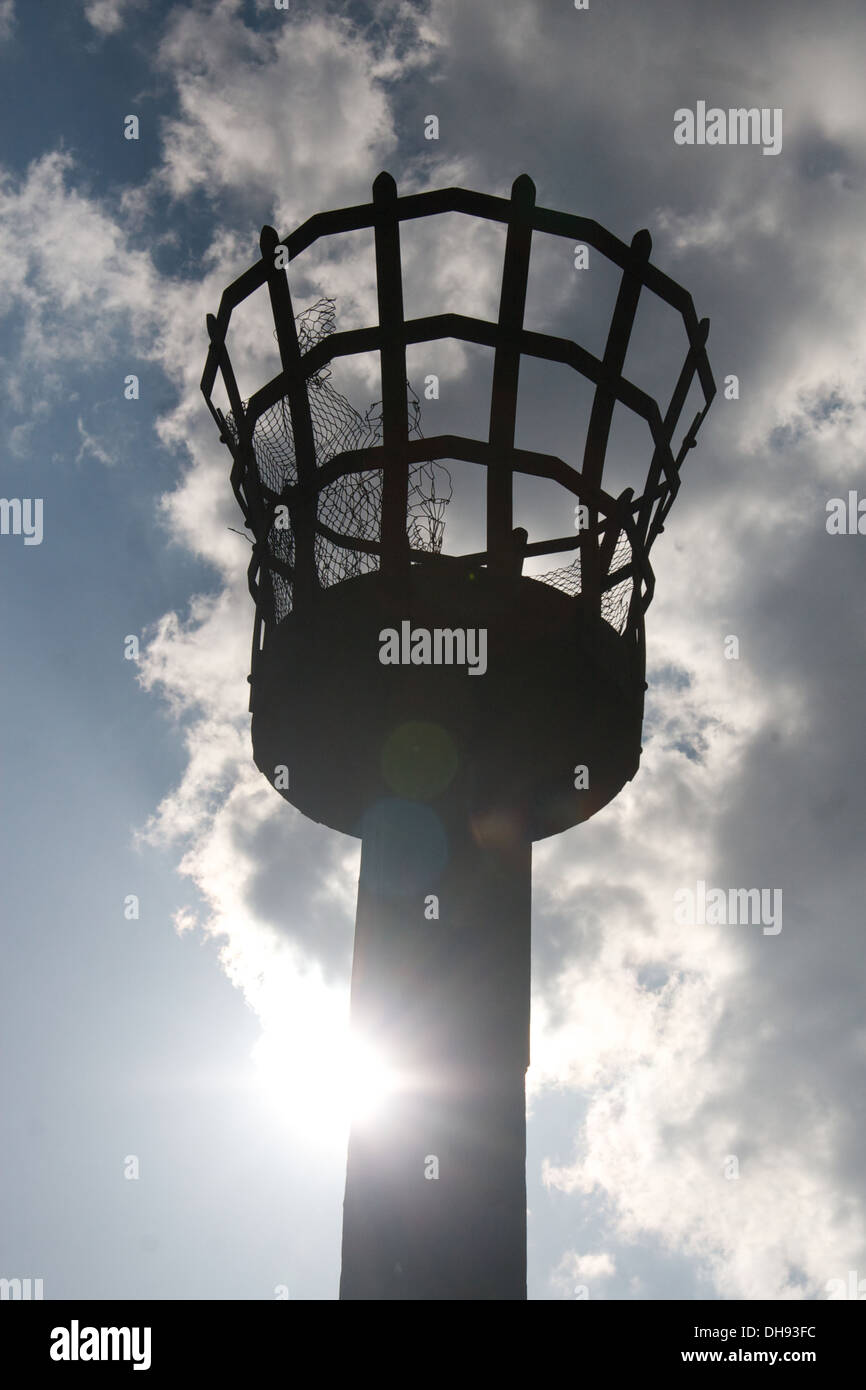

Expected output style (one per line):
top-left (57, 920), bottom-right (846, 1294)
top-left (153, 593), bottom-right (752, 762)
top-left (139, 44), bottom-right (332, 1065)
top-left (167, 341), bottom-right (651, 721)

top-left (637, 316), bottom-right (710, 552)
top-left (260, 226), bottom-right (318, 612)
top-left (206, 313), bottom-right (277, 642)
top-left (373, 173), bottom-right (410, 577)
top-left (487, 175), bottom-right (535, 576)
top-left (580, 228), bottom-right (652, 618)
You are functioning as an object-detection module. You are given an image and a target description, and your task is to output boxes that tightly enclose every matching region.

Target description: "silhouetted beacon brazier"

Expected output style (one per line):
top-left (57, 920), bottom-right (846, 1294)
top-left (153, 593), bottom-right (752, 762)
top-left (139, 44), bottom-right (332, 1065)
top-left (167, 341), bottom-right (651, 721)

top-left (201, 173), bottom-right (715, 1300)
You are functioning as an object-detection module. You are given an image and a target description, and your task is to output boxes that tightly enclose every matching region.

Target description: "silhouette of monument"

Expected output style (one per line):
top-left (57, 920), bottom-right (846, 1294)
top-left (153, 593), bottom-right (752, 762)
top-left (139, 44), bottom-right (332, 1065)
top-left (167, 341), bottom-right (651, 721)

top-left (201, 173), bottom-right (715, 1300)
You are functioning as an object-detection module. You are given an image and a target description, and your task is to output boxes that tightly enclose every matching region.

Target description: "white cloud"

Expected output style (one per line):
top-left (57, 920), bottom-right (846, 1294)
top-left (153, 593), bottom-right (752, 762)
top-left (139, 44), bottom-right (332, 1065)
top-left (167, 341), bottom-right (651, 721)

top-left (83, 0), bottom-right (138, 36)
top-left (75, 415), bottom-right (117, 467)
top-left (152, 0), bottom-right (434, 227)
top-left (551, 1249), bottom-right (616, 1296)
top-left (0, 152), bottom-right (162, 375)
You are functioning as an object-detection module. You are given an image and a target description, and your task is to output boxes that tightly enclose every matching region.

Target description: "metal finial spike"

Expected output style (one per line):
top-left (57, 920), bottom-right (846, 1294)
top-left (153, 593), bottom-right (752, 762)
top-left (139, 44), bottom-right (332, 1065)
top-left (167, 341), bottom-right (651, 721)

top-left (698, 316), bottom-right (711, 344)
top-left (260, 225), bottom-right (279, 254)
top-left (373, 171), bottom-right (397, 199)
top-left (631, 228), bottom-right (652, 258)
top-left (205, 312), bottom-right (219, 339)
top-left (511, 173), bottom-right (536, 203)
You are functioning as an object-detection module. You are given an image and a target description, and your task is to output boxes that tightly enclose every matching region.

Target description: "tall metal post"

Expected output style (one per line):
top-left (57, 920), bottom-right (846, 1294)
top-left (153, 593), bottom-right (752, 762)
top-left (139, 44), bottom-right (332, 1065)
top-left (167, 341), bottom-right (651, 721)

top-left (340, 804), bottom-right (531, 1299)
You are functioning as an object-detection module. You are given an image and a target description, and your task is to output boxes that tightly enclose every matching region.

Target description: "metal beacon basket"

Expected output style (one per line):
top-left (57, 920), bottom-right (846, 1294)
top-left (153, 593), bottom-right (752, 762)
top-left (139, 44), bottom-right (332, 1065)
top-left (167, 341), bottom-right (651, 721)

top-left (202, 172), bottom-right (715, 1301)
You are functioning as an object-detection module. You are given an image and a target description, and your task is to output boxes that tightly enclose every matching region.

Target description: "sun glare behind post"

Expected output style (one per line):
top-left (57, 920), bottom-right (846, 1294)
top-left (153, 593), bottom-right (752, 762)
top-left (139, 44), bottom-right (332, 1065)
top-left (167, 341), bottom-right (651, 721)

top-left (251, 1019), bottom-right (401, 1142)
top-left (341, 1038), bottom-right (401, 1126)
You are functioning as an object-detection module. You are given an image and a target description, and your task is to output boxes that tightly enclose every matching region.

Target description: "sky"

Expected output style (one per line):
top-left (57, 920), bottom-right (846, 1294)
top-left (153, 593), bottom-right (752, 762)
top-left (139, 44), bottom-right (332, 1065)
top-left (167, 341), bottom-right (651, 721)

top-left (1, 0), bottom-right (865, 1301)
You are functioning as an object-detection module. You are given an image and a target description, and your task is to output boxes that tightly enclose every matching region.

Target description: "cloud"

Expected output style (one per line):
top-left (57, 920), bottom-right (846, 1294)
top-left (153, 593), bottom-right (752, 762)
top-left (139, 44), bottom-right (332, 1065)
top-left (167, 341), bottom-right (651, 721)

top-left (83, 0), bottom-right (139, 35)
top-left (551, 1249), bottom-right (616, 1297)
top-left (0, 152), bottom-right (163, 385)
top-left (75, 416), bottom-right (117, 468)
top-left (151, 0), bottom-right (435, 226)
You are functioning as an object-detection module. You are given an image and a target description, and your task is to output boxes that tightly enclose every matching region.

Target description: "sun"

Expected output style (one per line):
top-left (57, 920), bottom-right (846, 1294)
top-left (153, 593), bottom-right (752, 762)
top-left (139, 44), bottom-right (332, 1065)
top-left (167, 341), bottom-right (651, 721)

top-left (250, 1004), bottom-right (401, 1143)
top-left (340, 1039), bottom-right (401, 1125)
